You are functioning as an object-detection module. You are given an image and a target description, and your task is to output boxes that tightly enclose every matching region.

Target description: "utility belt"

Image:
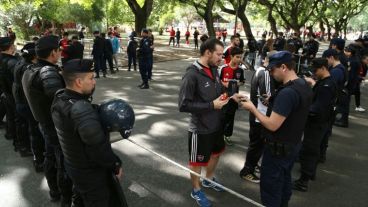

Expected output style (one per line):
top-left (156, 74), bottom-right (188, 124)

top-left (265, 140), bottom-right (295, 158)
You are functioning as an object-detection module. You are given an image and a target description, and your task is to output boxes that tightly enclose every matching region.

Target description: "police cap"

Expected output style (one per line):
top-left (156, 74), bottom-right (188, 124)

top-left (21, 43), bottom-right (36, 56)
top-left (0, 37), bottom-right (13, 47)
top-left (266, 51), bottom-right (293, 70)
top-left (63, 59), bottom-right (95, 73)
top-left (36, 35), bottom-right (59, 51)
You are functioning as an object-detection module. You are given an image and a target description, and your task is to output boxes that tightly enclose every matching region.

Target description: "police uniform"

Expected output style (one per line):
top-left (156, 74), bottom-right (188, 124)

top-left (22, 36), bottom-right (73, 205)
top-left (51, 59), bottom-right (122, 207)
top-left (138, 30), bottom-right (152, 89)
top-left (0, 37), bottom-right (29, 154)
top-left (294, 60), bottom-right (337, 191)
top-left (261, 51), bottom-right (313, 206)
top-left (13, 43), bottom-right (45, 170)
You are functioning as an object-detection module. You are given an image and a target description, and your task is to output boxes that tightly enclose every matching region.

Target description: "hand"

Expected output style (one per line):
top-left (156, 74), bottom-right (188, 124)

top-left (304, 76), bottom-right (316, 86)
top-left (115, 167), bottom-right (123, 181)
top-left (260, 94), bottom-right (270, 106)
top-left (230, 93), bottom-right (246, 103)
top-left (240, 97), bottom-right (256, 111)
top-left (213, 95), bottom-right (229, 109)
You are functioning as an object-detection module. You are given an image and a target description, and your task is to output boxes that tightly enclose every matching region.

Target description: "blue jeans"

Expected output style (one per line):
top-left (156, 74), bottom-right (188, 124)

top-left (260, 142), bottom-right (301, 207)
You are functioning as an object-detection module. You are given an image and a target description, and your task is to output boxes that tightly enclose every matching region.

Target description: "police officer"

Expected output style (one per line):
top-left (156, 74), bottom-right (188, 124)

top-left (286, 33), bottom-right (303, 55)
top-left (51, 59), bottom-right (123, 207)
top-left (302, 34), bottom-right (319, 64)
top-left (234, 51), bottom-right (313, 206)
top-left (137, 29), bottom-right (152, 89)
top-left (0, 36), bottom-right (28, 154)
top-left (92, 31), bottom-right (106, 78)
top-left (13, 43), bottom-right (45, 170)
top-left (22, 35), bottom-right (73, 205)
top-left (127, 34), bottom-right (137, 71)
top-left (293, 58), bottom-right (337, 192)
top-left (273, 32), bottom-right (286, 51)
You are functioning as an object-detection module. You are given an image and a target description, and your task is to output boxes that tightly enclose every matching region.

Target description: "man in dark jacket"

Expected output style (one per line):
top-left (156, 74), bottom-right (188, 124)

top-left (92, 31), bottom-right (106, 78)
top-left (137, 29), bottom-right (152, 89)
top-left (22, 35), bottom-right (73, 206)
top-left (52, 59), bottom-right (123, 207)
top-left (273, 32), bottom-right (286, 51)
top-left (302, 34), bottom-right (319, 64)
top-left (179, 38), bottom-right (229, 207)
top-left (101, 33), bottom-right (115, 75)
top-left (67, 35), bottom-right (84, 60)
top-left (127, 35), bottom-right (137, 71)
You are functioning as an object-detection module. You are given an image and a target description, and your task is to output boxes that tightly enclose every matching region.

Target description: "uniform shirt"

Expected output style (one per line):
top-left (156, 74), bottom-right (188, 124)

top-left (219, 64), bottom-right (245, 83)
top-left (330, 64), bottom-right (346, 90)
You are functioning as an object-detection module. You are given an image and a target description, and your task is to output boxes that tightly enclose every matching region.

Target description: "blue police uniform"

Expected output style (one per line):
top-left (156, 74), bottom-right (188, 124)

top-left (138, 36), bottom-right (152, 89)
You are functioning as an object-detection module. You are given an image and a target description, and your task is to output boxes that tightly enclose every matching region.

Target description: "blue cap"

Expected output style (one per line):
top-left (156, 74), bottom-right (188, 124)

top-left (63, 59), bottom-right (95, 73)
top-left (266, 51), bottom-right (293, 70)
top-left (322, 49), bottom-right (338, 58)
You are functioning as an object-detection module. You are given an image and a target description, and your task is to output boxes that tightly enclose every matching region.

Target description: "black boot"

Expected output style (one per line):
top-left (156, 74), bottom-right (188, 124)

top-left (293, 175), bottom-right (309, 192)
top-left (140, 84), bottom-right (149, 89)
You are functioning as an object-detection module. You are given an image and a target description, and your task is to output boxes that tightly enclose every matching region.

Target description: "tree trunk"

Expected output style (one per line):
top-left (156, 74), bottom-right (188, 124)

top-left (319, 21), bottom-right (325, 39)
top-left (238, 11), bottom-right (253, 39)
top-left (134, 12), bottom-right (148, 35)
top-left (204, 13), bottom-right (215, 37)
top-left (268, 10), bottom-right (278, 37)
top-left (126, 0), bottom-right (153, 36)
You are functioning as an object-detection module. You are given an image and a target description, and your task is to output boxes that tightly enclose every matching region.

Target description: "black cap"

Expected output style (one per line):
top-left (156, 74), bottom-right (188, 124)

top-left (63, 59), bottom-right (95, 73)
top-left (141, 28), bottom-right (149, 34)
top-left (330, 38), bottom-right (345, 50)
top-left (36, 35), bottom-right (59, 51)
top-left (0, 37), bottom-right (13, 47)
top-left (311, 58), bottom-right (328, 71)
top-left (21, 43), bottom-right (36, 55)
top-left (266, 51), bottom-right (293, 70)
top-left (322, 49), bottom-right (338, 58)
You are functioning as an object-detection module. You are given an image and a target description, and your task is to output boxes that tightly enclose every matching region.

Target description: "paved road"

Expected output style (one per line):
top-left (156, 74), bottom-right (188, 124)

top-left (1, 43), bottom-right (367, 207)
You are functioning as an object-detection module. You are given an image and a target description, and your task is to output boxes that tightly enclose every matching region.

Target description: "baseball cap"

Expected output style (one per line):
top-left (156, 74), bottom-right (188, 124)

top-left (266, 51), bottom-right (293, 70)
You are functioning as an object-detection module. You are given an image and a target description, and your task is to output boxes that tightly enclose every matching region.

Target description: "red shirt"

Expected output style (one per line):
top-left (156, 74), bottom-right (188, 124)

top-left (170, 30), bottom-right (175, 37)
top-left (185, 31), bottom-right (190, 37)
top-left (202, 66), bottom-right (214, 80)
top-left (223, 46), bottom-right (232, 64)
top-left (59, 39), bottom-right (69, 58)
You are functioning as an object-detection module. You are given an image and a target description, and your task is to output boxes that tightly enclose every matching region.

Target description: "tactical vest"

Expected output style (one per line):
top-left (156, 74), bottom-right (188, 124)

top-left (270, 79), bottom-right (313, 145)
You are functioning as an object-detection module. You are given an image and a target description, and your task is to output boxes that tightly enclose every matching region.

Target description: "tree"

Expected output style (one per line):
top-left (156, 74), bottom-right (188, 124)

top-left (257, 0), bottom-right (279, 36)
top-left (126, 0), bottom-right (154, 34)
top-left (179, 0), bottom-right (216, 37)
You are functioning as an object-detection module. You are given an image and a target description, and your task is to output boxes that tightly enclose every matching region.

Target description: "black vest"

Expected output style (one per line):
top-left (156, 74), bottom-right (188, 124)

top-left (270, 79), bottom-right (313, 144)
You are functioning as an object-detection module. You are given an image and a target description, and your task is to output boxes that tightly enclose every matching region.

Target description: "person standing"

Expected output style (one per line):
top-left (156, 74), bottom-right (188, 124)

top-left (179, 38), bottom-right (229, 207)
top-left (59, 32), bottom-right (70, 66)
top-left (185, 29), bottom-right (190, 45)
top-left (176, 28), bottom-right (181, 47)
top-left (51, 59), bottom-right (123, 207)
top-left (223, 35), bottom-right (240, 64)
top-left (302, 34), bottom-right (319, 64)
top-left (92, 31), bottom-right (106, 78)
top-left (239, 51), bottom-right (275, 183)
top-left (293, 58), bottom-right (337, 192)
top-left (354, 53), bottom-right (368, 112)
top-left (6, 27), bottom-right (16, 41)
top-left (169, 27), bottom-right (175, 46)
top-left (78, 27), bottom-right (85, 45)
top-left (22, 35), bottom-right (73, 206)
top-left (219, 47), bottom-right (245, 146)
top-left (67, 35), bottom-right (84, 60)
top-left (273, 32), bottom-right (286, 51)
top-left (148, 29), bottom-right (155, 80)
top-left (137, 29), bottom-right (152, 89)
top-left (234, 51), bottom-right (313, 206)
top-left (127, 35), bottom-right (137, 72)
top-left (101, 33), bottom-right (115, 75)
top-left (222, 29), bottom-right (228, 44)
top-left (193, 28), bottom-right (200, 50)
top-left (108, 32), bottom-right (120, 71)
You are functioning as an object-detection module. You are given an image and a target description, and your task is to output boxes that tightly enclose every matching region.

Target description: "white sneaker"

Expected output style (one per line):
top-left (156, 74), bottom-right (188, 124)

top-left (355, 106), bottom-right (366, 112)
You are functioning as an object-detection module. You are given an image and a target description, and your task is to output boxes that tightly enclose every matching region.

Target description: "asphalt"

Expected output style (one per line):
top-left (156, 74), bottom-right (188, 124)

top-left (1, 40), bottom-right (368, 207)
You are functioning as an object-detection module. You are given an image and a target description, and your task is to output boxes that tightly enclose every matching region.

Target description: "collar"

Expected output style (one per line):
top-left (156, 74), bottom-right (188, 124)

top-left (64, 89), bottom-right (92, 102)
top-left (37, 59), bottom-right (58, 67)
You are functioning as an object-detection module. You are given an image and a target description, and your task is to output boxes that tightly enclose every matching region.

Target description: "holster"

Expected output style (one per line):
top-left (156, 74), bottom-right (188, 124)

top-left (266, 140), bottom-right (293, 158)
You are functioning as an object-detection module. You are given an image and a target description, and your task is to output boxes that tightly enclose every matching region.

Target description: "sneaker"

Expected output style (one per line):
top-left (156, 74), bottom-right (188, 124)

top-left (224, 136), bottom-right (233, 146)
top-left (355, 106), bottom-right (366, 112)
top-left (254, 165), bottom-right (261, 174)
top-left (240, 173), bottom-right (260, 183)
top-left (293, 179), bottom-right (308, 192)
top-left (190, 189), bottom-right (212, 207)
top-left (201, 177), bottom-right (224, 192)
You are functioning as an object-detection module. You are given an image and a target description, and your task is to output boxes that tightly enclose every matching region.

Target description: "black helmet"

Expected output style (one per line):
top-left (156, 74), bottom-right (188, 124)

top-left (99, 99), bottom-right (135, 139)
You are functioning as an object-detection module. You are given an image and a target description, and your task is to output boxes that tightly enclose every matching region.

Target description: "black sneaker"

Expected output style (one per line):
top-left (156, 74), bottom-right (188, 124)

top-left (240, 172), bottom-right (260, 183)
top-left (140, 84), bottom-right (149, 89)
top-left (293, 179), bottom-right (308, 192)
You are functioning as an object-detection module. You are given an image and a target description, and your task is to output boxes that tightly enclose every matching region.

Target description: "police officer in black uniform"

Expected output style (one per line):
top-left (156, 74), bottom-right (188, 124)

top-left (137, 29), bottom-right (152, 89)
top-left (51, 59), bottom-right (123, 207)
top-left (287, 33), bottom-right (303, 55)
top-left (302, 34), bottom-right (319, 64)
top-left (22, 35), bottom-right (73, 206)
top-left (273, 32), bottom-right (286, 51)
top-left (13, 43), bottom-right (45, 171)
top-left (0, 37), bottom-right (30, 155)
top-left (293, 58), bottom-right (337, 192)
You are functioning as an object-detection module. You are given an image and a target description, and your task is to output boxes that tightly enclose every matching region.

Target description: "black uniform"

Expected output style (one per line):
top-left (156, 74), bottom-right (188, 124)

top-left (302, 39), bottom-right (319, 64)
top-left (287, 37), bottom-right (303, 54)
top-left (138, 36), bottom-right (152, 88)
top-left (13, 58), bottom-right (44, 162)
top-left (103, 38), bottom-right (114, 73)
top-left (127, 37), bottom-right (137, 71)
top-left (273, 36), bottom-right (286, 51)
top-left (22, 59), bottom-right (72, 204)
top-left (67, 41), bottom-right (84, 60)
top-left (298, 76), bottom-right (337, 183)
top-left (52, 88), bottom-right (122, 207)
top-left (92, 36), bottom-right (106, 77)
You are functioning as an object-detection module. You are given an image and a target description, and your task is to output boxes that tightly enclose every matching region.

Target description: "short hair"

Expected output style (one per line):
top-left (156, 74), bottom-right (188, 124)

top-left (62, 72), bottom-right (87, 87)
top-left (199, 38), bottom-right (224, 56)
top-left (230, 35), bottom-right (239, 42)
top-left (230, 47), bottom-right (243, 56)
top-left (107, 31), bottom-right (113, 36)
top-left (63, 32), bottom-right (69, 37)
top-left (274, 60), bottom-right (296, 71)
top-left (36, 48), bottom-right (58, 59)
top-left (311, 58), bottom-right (329, 70)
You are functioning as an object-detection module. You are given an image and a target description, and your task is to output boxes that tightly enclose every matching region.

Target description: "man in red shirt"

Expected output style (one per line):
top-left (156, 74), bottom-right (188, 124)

top-left (219, 46), bottom-right (245, 145)
top-left (169, 27), bottom-right (175, 46)
top-left (223, 35), bottom-right (240, 64)
top-left (59, 32), bottom-right (70, 65)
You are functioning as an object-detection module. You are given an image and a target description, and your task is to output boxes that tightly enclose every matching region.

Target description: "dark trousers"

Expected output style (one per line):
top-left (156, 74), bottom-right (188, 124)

top-left (299, 120), bottom-right (329, 179)
top-left (65, 165), bottom-right (121, 207)
top-left (176, 37), bottom-right (180, 46)
top-left (93, 54), bottom-right (106, 76)
top-left (353, 84), bottom-right (361, 107)
top-left (104, 53), bottom-right (114, 72)
top-left (147, 55), bottom-right (153, 80)
top-left (16, 103), bottom-right (44, 161)
top-left (127, 52), bottom-right (136, 70)
top-left (169, 37), bottom-right (175, 46)
top-left (139, 57), bottom-right (150, 85)
top-left (39, 122), bottom-right (73, 202)
top-left (335, 90), bottom-right (351, 123)
top-left (223, 99), bottom-right (238, 137)
top-left (194, 39), bottom-right (198, 49)
top-left (260, 142), bottom-right (301, 207)
top-left (3, 93), bottom-right (16, 140)
top-left (243, 121), bottom-right (265, 173)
